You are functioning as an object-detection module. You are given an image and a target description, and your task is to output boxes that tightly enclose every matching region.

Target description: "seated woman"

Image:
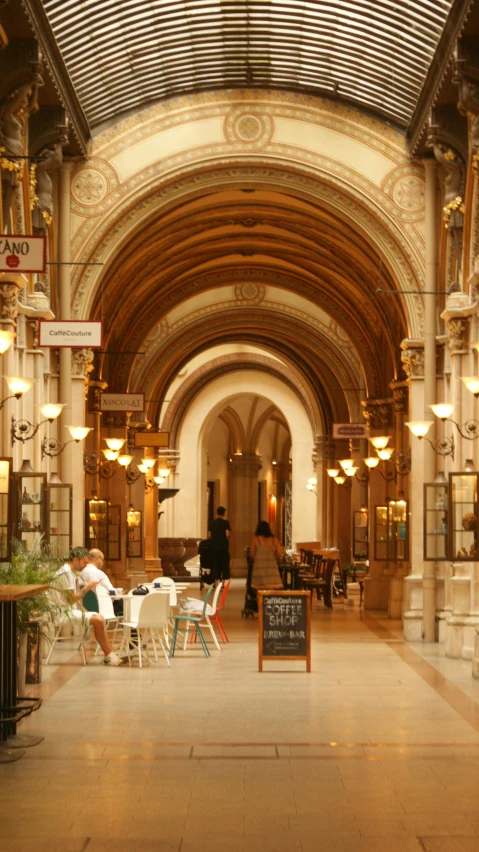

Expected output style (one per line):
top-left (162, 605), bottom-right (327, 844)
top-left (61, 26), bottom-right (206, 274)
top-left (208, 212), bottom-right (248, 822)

top-left (250, 521), bottom-right (283, 590)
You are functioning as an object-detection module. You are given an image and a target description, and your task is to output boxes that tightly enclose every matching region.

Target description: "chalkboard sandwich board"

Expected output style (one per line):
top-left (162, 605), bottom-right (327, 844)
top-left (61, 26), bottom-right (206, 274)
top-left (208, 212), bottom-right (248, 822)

top-left (258, 590), bottom-right (311, 672)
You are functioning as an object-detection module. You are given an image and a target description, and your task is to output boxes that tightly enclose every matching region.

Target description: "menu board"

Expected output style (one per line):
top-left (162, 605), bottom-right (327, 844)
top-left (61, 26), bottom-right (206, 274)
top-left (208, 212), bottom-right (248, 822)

top-left (258, 590), bottom-right (311, 672)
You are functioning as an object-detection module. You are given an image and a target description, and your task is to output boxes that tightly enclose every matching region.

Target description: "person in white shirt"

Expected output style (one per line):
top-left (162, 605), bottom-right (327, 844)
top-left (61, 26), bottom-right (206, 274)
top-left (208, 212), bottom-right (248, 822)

top-left (81, 549), bottom-right (123, 616)
top-left (52, 547), bottom-right (123, 666)
top-left (81, 549), bottom-right (115, 591)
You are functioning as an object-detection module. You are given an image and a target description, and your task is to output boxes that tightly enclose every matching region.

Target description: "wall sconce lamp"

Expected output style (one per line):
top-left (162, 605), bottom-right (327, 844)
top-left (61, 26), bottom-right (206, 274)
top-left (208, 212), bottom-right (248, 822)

top-left (367, 437), bottom-right (412, 477)
top-left (326, 468), bottom-right (352, 490)
top-left (41, 426), bottom-right (92, 458)
top-left (0, 376), bottom-right (32, 411)
top-left (430, 403), bottom-right (479, 441)
top-left (306, 476), bottom-right (317, 495)
top-left (11, 403), bottom-right (64, 444)
top-left (0, 329), bottom-right (15, 354)
top-left (405, 420), bottom-right (454, 459)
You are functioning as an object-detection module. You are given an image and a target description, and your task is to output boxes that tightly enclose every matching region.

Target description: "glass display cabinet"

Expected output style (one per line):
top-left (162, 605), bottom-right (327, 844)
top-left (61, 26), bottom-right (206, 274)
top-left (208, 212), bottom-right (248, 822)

top-left (352, 508), bottom-right (368, 560)
top-left (85, 497), bottom-right (108, 555)
top-left (374, 500), bottom-right (408, 561)
top-left (126, 507), bottom-right (142, 558)
top-left (85, 498), bottom-right (121, 561)
top-left (449, 471), bottom-right (478, 561)
top-left (0, 458), bottom-right (12, 561)
top-left (424, 481), bottom-right (448, 561)
top-left (46, 484), bottom-right (72, 558)
top-left (13, 471), bottom-right (47, 549)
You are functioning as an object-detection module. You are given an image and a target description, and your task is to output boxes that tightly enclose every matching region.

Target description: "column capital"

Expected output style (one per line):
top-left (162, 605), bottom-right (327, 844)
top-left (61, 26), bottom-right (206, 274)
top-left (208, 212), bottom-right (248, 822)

top-left (361, 398), bottom-right (392, 430)
top-left (390, 381), bottom-right (409, 415)
top-left (228, 453), bottom-right (262, 476)
top-left (400, 338), bottom-right (425, 379)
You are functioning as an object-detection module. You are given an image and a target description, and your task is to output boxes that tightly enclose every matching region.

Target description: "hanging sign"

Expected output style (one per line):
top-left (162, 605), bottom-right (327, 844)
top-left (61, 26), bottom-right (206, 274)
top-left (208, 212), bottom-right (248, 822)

top-left (100, 393), bottom-right (144, 412)
top-left (0, 235), bottom-right (46, 272)
top-left (39, 320), bottom-right (103, 348)
top-left (258, 590), bottom-right (311, 672)
top-left (134, 431), bottom-right (169, 448)
top-left (332, 423), bottom-right (369, 439)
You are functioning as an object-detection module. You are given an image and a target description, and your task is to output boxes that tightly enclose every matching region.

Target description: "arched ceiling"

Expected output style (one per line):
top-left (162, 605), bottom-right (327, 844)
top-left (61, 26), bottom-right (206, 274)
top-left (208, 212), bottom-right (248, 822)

top-left (42, 0), bottom-right (454, 130)
top-left (86, 180), bottom-right (408, 429)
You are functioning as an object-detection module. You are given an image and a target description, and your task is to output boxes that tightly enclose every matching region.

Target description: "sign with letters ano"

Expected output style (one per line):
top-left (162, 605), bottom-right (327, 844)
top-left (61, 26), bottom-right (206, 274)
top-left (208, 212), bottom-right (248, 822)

top-left (332, 423), bottom-right (369, 439)
top-left (39, 320), bottom-right (103, 348)
top-left (100, 393), bottom-right (144, 412)
top-left (258, 590), bottom-right (311, 672)
top-left (0, 234), bottom-right (46, 272)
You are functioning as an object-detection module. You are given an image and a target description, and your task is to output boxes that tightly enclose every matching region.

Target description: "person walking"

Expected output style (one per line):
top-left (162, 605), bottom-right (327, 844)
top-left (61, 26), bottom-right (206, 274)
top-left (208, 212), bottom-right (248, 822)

top-left (208, 506), bottom-right (231, 584)
top-left (250, 521), bottom-right (283, 590)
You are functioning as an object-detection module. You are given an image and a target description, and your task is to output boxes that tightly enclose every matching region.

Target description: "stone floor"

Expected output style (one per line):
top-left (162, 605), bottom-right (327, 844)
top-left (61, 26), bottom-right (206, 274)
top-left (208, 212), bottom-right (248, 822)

top-left (3, 582), bottom-right (479, 851)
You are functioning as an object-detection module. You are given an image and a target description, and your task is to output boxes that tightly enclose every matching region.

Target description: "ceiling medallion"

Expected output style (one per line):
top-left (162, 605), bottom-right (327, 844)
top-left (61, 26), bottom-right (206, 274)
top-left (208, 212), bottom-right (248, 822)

top-left (234, 283), bottom-right (265, 305)
top-left (392, 175), bottom-right (425, 212)
top-left (72, 168), bottom-right (108, 206)
top-left (224, 106), bottom-right (273, 148)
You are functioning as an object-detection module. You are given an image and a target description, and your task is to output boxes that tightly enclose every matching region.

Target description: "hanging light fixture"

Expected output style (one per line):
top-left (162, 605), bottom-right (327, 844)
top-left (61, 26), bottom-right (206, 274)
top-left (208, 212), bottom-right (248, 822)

top-left (41, 425), bottom-right (92, 458)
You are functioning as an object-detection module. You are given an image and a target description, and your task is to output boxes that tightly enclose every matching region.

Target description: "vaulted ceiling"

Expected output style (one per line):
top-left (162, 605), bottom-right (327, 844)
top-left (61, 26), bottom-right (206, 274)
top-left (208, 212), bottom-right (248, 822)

top-left (41, 0), bottom-right (454, 130)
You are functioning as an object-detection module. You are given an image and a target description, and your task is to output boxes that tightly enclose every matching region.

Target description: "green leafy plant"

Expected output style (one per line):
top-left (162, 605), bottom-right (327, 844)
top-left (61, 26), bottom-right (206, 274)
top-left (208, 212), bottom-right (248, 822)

top-left (0, 537), bottom-right (66, 631)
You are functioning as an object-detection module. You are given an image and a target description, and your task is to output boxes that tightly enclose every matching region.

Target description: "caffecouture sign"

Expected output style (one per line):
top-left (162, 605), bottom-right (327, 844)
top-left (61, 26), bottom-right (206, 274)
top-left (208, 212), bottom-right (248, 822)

top-left (0, 235), bottom-right (46, 272)
top-left (39, 321), bottom-right (103, 348)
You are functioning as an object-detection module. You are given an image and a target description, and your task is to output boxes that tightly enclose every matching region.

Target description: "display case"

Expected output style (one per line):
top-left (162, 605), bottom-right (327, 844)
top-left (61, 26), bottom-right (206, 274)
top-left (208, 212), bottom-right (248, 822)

top-left (0, 458), bottom-right (12, 561)
top-left (374, 500), bottom-right (408, 561)
top-left (85, 497), bottom-right (108, 555)
top-left (13, 472), bottom-right (47, 549)
top-left (85, 498), bottom-right (121, 561)
top-left (449, 472), bottom-right (478, 561)
top-left (126, 507), bottom-right (142, 558)
top-left (424, 481), bottom-right (448, 561)
top-left (46, 484), bottom-right (72, 558)
top-left (352, 508), bottom-right (368, 560)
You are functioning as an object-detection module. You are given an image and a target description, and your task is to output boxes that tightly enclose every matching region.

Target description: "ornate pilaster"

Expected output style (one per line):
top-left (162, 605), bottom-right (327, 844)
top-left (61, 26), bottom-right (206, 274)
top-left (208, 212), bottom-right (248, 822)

top-left (361, 398), bottom-right (392, 431)
top-left (400, 340), bottom-right (425, 379)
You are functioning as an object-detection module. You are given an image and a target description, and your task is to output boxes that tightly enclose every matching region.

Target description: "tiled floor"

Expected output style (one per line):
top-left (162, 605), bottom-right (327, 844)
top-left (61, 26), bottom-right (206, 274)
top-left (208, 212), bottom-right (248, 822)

top-left (3, 582), bottom-right (479, 851)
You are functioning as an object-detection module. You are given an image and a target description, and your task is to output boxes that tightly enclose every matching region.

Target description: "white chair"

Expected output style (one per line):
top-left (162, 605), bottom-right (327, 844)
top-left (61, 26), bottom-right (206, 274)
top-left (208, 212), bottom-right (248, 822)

top-left (178, 582), bottom-right (223, 651)
top-left (120, 592), bottom-right (171, 668)
top-left (152, 576), bottom-right (177, 607)
top-left (94, 586), bottom-right (120, 654)
top-left (44, 608), bottom-right (88, 666)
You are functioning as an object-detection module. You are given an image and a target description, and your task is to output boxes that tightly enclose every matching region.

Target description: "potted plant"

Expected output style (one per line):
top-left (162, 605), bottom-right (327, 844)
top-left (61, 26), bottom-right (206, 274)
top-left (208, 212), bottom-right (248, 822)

top-left (0, 537), bottom-right (66, 691)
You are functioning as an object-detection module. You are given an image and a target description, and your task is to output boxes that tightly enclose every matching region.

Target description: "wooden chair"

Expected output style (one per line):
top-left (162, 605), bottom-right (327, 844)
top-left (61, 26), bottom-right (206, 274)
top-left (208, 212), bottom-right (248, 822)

top-left (301, 557), bottom-right (335, 609)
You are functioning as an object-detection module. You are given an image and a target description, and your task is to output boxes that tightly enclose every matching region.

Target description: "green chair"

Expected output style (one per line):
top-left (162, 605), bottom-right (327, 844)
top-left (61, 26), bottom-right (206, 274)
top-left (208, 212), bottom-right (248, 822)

top-left (169, 587), bottom-right (213, 658)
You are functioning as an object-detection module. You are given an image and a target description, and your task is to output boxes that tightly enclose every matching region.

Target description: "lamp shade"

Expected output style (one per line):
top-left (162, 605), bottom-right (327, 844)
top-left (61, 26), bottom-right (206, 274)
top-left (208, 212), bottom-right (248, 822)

top-left (103, 449), bottom-right (119, 461)
top-left (105, 437), bottom-right (125, 451)
top-left (377, 448), bottom-right (394, 461)
top-left (364, 457), bottom-right (379, 468)
top-left (5, 376), bottom-right (32, 396)
top-left (345, 466), bottom-right (358, 477)
top-left (67, 426), bottom-right (92, 441)
top-left (339, 458), bottom-right (353, 470)
top-left (370, 436), bottom-right (390, 450)
top-left (141, 458), bottom-right (156, 469)
top-left (153, 475), bottom-right (165, 485)
top-left (48, 471), bottom-right (63, 485)
top-left (117, 454), bottom-right (133, 467)
top-left (18, 459), bottom-right (34, 474)
top-left (334, 475), bottom-right (346, 485)
top-left (0, 330), bottom-right (15, 354)
top-left (40, 403), bottom-right (64, 420)
top-left (462, 377), bottom-right (479, 397)
top-left (326, 468), bottom-right (340, 478)
top-left (430, 403), bottom-right (454, 420)
top-left (405, 421), bottom-right (433, 438)
top-left (158, 468), bottom-right (170, 477)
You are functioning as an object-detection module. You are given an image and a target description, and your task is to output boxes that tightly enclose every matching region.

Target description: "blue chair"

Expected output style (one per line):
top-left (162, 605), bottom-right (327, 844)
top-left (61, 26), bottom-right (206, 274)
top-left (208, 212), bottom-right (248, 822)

top-left (169, 587), bottom-right (213, 658)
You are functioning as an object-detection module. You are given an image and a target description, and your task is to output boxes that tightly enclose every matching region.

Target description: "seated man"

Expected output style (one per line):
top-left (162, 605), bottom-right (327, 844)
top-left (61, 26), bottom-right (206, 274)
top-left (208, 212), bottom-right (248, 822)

top-left (80, 548), bottom-right (123, 616)
top-left (52, 546), bottom-right (123, 666)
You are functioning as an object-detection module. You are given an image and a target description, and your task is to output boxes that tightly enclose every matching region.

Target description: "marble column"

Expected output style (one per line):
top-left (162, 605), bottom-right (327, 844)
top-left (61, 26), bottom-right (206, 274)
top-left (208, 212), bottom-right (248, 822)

top-left (388, 381), bottom-right (409, 618)
top-left (58, 164), bottom-right (73, 486)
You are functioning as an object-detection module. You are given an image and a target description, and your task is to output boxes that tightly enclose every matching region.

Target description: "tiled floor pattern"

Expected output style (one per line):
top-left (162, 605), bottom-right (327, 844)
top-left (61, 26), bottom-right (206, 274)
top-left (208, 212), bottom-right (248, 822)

top-left (2, 583), bottom-right (479, 851)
